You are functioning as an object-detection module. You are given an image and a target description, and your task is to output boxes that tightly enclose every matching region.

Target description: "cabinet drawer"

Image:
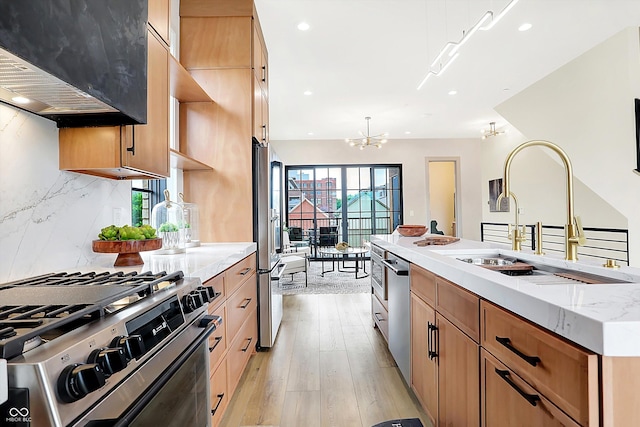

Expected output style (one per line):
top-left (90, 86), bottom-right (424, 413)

top-left (204, 273), bottom-right (225, 309)
top-left (372, 293), bottom-right (389, 342)
top-left (481, 349), bottom-right (580, 427)
top-left (227, 308), bottom-right (257, 396)
top-left (481, 301), bottom-right (599, 426)
top-left (210, 358), bottom-right (229, 427)
top-left (410, 264), bottom-right (436, 307)
top-left (437, 277), bottom-right (479, 342)
top-left (226, 253), bottom-right (256, 296)
top-left (208, 303), bottom-right (227, 371)
top-left (227, 276), bottom-right (257, 342)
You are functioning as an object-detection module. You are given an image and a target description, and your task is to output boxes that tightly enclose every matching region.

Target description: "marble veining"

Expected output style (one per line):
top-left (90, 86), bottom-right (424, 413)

top-left (372, 233), bottom-right (640, 356)
top-left (0, 105), bottom-right (131, 282)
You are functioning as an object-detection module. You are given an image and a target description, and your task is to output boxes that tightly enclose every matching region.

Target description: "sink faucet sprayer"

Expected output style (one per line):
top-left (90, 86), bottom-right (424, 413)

top-left (496, 140), bottom-right (585, 261)
top-left (497, 191), bottom-right (526, 251)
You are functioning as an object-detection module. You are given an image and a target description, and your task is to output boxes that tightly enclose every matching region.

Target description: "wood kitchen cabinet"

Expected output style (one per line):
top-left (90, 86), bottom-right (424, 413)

top-left (410, 263), bottom-right (480, 427)
top-left (410, 293), bottom-right (437, 426)
top-left (202, 252), bottom-right (257, 427)
top-left (481, 301), bottom-right (599, 426)
top-left (179, 0), bottom-right (268, 242)
top-left (481, 349), bottom-right (580, 427)
top-left (59, 30), bottom-right (170, 179)
top-left (148, 0), bottom-right (170, 46)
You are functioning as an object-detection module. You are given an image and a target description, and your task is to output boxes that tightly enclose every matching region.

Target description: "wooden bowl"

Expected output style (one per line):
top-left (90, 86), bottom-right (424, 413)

top-left (396, 225), bottom-right (428, 237)
top-left (92, 238), bottom-right (163, 266)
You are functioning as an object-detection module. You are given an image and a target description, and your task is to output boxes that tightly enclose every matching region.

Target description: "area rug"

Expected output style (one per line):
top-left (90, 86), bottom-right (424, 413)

top-left (274, 258), bottom-right (371, 295)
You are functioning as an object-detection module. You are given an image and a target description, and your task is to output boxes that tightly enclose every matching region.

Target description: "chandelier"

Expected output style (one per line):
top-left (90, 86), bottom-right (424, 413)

top-left (481, 122), bottom-right (505, 139)
top-left (345, 116), bottom-right (388, 150)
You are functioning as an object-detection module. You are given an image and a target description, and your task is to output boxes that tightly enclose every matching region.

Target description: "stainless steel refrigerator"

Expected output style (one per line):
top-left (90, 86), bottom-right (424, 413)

top-left (253, 140), bottom-right (283, 348)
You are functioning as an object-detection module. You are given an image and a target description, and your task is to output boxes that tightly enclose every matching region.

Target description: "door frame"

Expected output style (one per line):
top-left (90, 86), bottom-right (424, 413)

top-left (425, 157), bottom-right (461, 237)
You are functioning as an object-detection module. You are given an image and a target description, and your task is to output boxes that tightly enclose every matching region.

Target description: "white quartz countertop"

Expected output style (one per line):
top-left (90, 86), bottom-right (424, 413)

top-left (371, 234), bottom-right (640, 357)
top-left (75, 242), bottom-right (256, 283)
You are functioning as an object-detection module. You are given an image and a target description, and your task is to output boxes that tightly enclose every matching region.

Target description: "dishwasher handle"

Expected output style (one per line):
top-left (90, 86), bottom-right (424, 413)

top-left (381, 259), bottom-right (409, 276)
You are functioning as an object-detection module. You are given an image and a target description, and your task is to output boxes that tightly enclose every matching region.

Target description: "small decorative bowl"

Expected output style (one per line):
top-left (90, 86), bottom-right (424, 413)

top-left (335, 241), bottom-right (349, 251)
top-left (396, 225), bottom-right (428, 237)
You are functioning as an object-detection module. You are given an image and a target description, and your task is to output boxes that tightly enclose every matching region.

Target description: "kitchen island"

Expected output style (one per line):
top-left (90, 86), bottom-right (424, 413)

top-left (371, 234), bottom-right (640, 427)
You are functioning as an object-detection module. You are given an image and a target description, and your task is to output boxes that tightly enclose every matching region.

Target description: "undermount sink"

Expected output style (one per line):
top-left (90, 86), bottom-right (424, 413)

top-left (452, 253), bottom-right (632, 285)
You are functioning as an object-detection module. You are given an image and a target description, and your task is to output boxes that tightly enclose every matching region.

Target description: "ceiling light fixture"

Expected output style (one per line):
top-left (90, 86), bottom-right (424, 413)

top-left (303, 90), bottom-right (313, 95)
top-left (297, 22), bottom-right (310, 31)
top-left (417, 0), bottom-right (520, 90)
top-left (481, 122), bottom-right (505, 139)
top-left (345, 116), bottom-right (388, 150)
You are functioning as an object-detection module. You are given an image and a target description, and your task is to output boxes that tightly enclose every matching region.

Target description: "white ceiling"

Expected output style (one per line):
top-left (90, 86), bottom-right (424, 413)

top-left (253, 0), bottom-right (640, 141)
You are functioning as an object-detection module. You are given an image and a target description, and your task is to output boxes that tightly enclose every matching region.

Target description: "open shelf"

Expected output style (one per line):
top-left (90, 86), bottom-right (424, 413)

top-left (170, 149), bottom-right (213, 171)
top-left (169, 55), bottom-right (212, 102)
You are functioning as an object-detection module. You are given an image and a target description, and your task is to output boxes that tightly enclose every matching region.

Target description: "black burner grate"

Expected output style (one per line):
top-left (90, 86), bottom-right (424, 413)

top-left (0, 270), bottom-right (184, 359)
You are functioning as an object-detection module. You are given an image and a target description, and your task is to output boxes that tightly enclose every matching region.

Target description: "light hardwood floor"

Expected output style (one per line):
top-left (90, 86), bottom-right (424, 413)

top-left (220, 293), bottom-right (430, 427)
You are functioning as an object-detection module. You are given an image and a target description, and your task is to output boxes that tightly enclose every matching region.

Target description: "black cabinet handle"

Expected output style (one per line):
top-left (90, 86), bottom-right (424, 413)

top-left (241, 337), bottom-right (253, 352)
top-left (496, 336), bottom-right (541, 367)
top-left (261, 65), bottom-right (266, 82)
top-left (427, 322), bottom-right (438, 360)
top-left (495, 368), bottom-right (540, 406)
top-left (126, 126), bottom-right (135, 154)
top-left (239, 298), bottom-right (252, 309)
top-left (374, 313), bottom-right (385, 322)
top-left (211, 393), bottom-right (225, 415)
top-left (239, 267), bottom-right (252, 276)
top-left (208, 336), bottom-right (223, 353)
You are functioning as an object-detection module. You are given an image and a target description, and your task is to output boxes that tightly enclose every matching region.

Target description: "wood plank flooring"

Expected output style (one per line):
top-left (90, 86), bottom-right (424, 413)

top-left (220, 293), bottom-right (431, 427)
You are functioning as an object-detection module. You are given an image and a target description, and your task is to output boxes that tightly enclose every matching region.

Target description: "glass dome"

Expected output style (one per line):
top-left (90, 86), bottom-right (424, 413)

top-left (150, 190), bottom-right (186, 254)
top-left (179, 193), bottom-right (200, 248)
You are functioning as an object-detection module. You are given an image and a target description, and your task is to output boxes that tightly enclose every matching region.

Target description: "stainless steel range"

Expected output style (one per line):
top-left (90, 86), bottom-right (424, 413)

top-left (0, 270), bottom-right (222, 427)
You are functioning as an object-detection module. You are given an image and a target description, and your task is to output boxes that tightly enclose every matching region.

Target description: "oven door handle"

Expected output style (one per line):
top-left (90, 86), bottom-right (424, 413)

top-left (109, 320), bottom-right (218, 427)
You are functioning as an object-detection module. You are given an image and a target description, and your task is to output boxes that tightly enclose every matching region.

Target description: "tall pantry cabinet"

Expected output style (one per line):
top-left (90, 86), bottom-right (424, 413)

top-left (179, 0), bottom-right (268, 242)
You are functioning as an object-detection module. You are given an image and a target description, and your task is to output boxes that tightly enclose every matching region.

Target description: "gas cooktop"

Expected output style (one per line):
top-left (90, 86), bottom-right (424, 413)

top-left (0, 271), bottom-right (184, 359)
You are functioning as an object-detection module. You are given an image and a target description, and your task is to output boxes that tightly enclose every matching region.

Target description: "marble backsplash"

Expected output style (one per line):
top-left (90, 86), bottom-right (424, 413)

top-left (0, 105), bottom-right (132, 282)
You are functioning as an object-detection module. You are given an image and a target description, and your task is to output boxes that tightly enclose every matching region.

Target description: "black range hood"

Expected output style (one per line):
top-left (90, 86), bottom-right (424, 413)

top-left (0, 0), bottom-right (148, 128)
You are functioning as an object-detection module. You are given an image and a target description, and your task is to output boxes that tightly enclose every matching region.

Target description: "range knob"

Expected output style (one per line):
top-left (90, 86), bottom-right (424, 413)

top-left (182, 291), bottom-right (204, 313)
top-left (57, 363), bottom-right (106, 403)
top-left (110, 335), bottom-right (145, 361)
top-left (87, 347), bottom-right (127, 376)
top-left (197, 286), bottom-right (219, 303)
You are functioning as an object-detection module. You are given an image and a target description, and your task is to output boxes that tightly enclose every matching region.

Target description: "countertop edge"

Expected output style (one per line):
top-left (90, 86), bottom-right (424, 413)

top-left (371, 234), bottom-right (640, 357)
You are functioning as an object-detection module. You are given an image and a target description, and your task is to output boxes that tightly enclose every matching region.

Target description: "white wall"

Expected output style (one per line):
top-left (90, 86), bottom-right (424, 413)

top-left (0, 105), bottom-right (132, 282)
top-left (271, 138), bottom-right (483, 240)
top-left (484, 27), bottom-right (639, 265)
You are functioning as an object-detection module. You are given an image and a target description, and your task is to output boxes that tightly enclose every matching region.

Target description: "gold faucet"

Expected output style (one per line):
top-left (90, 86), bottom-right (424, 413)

top-left (496, 191), bottom-right (526, 251)
top-left (498, 140), bottom-right (585, 261)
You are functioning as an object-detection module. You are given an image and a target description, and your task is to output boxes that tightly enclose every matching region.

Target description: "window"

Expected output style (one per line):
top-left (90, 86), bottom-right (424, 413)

top-left (131, 179), bottom-right (167, 226)
top-left (285, 164), bottom-right (402, 255)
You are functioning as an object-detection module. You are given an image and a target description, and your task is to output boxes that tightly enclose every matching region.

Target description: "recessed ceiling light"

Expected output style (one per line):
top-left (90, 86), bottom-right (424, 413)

top-left (518, 23), bottom-right (532, 31)
top-left (297, 22), bottom-right (310, 31)
top-left (448, 90), bottom-right (458, 95)
top-left (12, 96), bottom-right (30, 104)
top-left (405, 131), bottom-right (412, 135)
top-left (307, 132), bottom-right (314, 136)
top-left (303, 90), bottom-right (313, 96)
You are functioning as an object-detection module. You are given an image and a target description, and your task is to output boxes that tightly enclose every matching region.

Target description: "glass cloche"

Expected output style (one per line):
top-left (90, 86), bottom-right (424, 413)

top-left (179, 192), bottom-right (200, 248)
top-left (150, 190), bottom-right (186, 254)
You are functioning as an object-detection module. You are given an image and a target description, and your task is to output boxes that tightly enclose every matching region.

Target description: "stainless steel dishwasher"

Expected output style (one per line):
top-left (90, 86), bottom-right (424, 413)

top-left (383, 252), bottom-right (411, 384)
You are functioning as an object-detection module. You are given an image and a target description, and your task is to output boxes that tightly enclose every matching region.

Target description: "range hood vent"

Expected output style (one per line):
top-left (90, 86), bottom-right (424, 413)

top-left (0, 1), bottom-right (148, 128)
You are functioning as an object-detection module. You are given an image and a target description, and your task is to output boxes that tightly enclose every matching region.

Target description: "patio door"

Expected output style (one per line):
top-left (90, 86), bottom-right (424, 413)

top-left (286, 164), bottom-right (402, 257)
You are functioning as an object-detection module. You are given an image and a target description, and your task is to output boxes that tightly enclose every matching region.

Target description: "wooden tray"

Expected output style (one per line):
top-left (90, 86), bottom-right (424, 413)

top-left (92, 238), bottom-right (162, 266)
top-left (413, 236), bottom-right (460, 246)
